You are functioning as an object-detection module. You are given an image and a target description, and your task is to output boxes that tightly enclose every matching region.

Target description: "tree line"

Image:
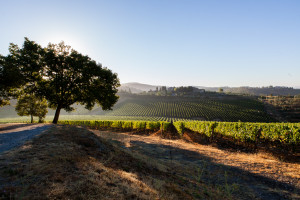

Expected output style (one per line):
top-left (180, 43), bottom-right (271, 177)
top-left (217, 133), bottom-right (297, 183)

top-left (0, 38), bottom-right (120, 123)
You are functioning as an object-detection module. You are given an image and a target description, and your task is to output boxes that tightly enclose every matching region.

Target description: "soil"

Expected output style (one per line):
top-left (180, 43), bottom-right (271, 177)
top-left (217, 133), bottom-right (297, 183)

top-left (92, 130), bottom-right (300, 200)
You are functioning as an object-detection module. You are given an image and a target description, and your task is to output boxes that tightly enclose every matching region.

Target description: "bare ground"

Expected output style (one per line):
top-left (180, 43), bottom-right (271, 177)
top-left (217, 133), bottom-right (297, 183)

top-left (0, 124), bottom-right (299, 199)
top-left (0, 125), bottom-right (213, 199)
top-left (91, 130), bottom-right (300, 200)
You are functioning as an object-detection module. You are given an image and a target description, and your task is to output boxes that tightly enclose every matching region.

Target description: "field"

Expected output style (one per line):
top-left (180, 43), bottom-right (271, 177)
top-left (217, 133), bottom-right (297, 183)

top-left (261, 96), bottom-right (300, 122)
top-left (0, 93), bottom-right (276, 123)
top-left (99, 94), bottom-right (275, 122)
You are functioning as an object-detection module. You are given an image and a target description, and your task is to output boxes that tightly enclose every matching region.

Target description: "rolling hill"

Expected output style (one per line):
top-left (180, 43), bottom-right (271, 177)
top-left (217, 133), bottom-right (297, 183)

top-left (3, 82), bottom-right (299, 122)
top-left (0, 93), bottom-right (274, 122)
top-left (119, 82), bottom-right (300, 96)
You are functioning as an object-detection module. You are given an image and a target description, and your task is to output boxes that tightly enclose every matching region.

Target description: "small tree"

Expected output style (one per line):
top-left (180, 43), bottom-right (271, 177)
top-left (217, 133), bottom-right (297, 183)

top-left (15, 94), bottom-right (48, 123)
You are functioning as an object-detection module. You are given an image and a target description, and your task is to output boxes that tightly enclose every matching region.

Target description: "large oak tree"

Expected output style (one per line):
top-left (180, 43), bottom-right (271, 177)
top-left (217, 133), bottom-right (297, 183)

top-left (4, 38), bottom-right (120, 123)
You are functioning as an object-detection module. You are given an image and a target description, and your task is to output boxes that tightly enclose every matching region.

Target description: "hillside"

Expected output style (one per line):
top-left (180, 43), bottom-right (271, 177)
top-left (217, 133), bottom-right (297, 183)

top-left (119, 82), bottom-right (158, 93)
top-left (87, 93), bottom-right (274, 122)
top-left (0, 93), bottom-right (274, 122)
top-left (224, 86), bottom-right (300, 96)
top-left (119, 82), bottom-right (300, 96)
top-left (100, 94), bottom-right (274, 122)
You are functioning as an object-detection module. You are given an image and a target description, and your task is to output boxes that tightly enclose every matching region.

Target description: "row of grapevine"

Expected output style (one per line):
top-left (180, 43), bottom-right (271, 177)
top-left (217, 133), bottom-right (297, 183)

top-left (58, 120), bottom-right (172, 132)
top-left (174, 121), bottom-right (300, 145)
top-left (103, 96), bottom-right (274, 122)
top-left (58, 119), bottom-right (300, 145)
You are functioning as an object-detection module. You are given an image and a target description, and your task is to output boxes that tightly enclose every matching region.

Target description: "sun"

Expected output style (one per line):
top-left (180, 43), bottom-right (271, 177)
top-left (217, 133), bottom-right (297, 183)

top-left (37, 32), bottom-right (86, 54)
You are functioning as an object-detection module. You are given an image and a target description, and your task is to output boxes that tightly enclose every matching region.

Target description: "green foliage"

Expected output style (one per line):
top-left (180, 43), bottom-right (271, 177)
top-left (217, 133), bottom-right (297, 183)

top-left (0, 46), bottom-right (24, 106)
top-left (122, 121), bottom-right (133, 130)
top-left (161, 121), bottom-right (171, 131)
top-left (58, 120), bottom-right (172, 132)
top-left (173, 121), bottom-right (184, 135)
top-left (3, 38), bottom-right (120, 123)
top-left (15, 94), bottom-right (48, 123)
top-left (175, 121), bottom-right (300, 145)
top-left (58, 120), bottom-right (300, 146)
top-left (133, 121), bottom-right (147, 130)
top-left (146, 121), bottom-right (161, 131)
top-left (111, 121), bottom-right (123, 129)
top-left (41, 41), bottom-right (120, 123)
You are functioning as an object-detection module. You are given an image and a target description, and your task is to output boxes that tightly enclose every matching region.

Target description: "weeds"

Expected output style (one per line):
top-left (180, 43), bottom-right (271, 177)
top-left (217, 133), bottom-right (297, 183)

top-left (223, 171), bottom-right (239, 199)
top-left (197, 161), bottom-right (207, 182)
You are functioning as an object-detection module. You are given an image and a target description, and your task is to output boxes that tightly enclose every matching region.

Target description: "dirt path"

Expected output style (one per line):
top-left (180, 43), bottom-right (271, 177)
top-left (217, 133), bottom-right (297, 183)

top-left (92, 130), bottom-right (300, 200)
top-left (0, 123), bottom-right (52, 154)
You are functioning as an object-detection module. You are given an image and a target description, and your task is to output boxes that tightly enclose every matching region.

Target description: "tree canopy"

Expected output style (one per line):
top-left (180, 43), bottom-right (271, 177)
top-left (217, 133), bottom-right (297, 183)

top-left (3, 38), bottom-right (120, 123)
top-left (0, 38), bottom-right (44, 106)
top-left (0, 49), bottom-right (23, 106)
top-left (15, 94), bottom-right (48, 123)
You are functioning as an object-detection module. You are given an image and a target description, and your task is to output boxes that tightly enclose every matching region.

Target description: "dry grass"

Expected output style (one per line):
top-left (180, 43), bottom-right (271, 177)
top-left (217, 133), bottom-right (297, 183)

top-left (2, 125), bottom-right (298, 199)
top-left (95, 130), bottom-right (300, 187)
top-left (0, 125), bottom-right (226, 200)
top-left (92, 130), bottom-right (300, 199)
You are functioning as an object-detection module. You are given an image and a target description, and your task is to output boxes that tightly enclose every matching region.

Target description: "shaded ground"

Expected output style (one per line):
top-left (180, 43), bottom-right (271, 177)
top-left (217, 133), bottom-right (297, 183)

top-left (0, 124), bottom-right (299, 199)
top-left (0, 125), bottom-right (220, 199)
top-left (0, 123), bottom-right (52, 153)
top-left (92, 130), bottom-right (300, 200)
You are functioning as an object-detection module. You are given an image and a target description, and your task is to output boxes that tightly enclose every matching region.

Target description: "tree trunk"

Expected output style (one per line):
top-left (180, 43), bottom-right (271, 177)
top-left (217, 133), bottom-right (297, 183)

top-left (52, 105), bottom-right (62, 124)
top-left (31, 114), bottom-right (33, 123)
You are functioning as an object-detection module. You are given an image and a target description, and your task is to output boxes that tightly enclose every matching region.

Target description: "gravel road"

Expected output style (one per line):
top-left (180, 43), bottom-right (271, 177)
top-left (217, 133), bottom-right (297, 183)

top-left (0, 123), bottom-right (52, 154)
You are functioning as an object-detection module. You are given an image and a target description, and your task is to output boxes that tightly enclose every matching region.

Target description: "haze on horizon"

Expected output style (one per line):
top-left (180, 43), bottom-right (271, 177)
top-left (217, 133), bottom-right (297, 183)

top-left (1, 0), bottom-right (299, 88)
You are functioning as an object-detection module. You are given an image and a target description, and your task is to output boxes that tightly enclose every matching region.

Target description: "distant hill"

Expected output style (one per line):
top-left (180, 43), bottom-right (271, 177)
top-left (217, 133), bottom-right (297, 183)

top-left (120, 82), bottom-right (300, 96)
top-left (119, 82), bottom-right (159, 93)
top-left (1, 83), bottom-right (299, 121)
top-left (223, 86), bottom-right (300, 96)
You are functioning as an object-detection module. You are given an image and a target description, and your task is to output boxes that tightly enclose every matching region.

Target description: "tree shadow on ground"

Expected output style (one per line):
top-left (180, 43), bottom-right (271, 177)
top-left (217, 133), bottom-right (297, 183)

top-left (0, 125), bottom-right (51, 153)
top-left (0, 123), bottom-right (35, 132)
top-left (179, 130), bottom-right (300, 163)
top-left (104, 133), bottom-right (300, 200)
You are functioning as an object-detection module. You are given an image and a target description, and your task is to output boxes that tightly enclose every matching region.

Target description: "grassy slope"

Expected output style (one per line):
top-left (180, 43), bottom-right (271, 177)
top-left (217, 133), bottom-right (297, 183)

top-left (0, 125), bottom-right (229, 199)
top-left (1, 125), bottom-right (299, 199)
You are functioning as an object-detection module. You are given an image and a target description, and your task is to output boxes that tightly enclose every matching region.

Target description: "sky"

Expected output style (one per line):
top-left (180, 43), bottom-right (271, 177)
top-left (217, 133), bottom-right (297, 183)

top-left (1, 0), bottom-right (300, 88)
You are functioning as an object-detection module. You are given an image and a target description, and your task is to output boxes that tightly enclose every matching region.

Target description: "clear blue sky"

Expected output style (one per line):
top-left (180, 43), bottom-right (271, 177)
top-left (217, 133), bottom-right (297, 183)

top-left (1, 0), bottom-right (299, 88)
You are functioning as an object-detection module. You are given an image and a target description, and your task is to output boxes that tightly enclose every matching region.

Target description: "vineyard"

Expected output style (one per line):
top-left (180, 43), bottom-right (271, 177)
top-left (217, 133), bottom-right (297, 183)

top-left (58, 120), bottom-right (300, 147)
top-left (261, 96), bottom-right (300, 122)
top-left (0, 94), bottom-right (278, 122)
top-left (93, 94), bottom-right (275, 122)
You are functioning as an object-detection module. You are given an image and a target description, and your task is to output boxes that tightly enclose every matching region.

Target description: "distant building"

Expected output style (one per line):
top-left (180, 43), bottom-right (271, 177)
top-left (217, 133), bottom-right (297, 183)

top-left (192, 87), bottom-right (205, 93)
top-left (167, 87), bottom-right (175, 92)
